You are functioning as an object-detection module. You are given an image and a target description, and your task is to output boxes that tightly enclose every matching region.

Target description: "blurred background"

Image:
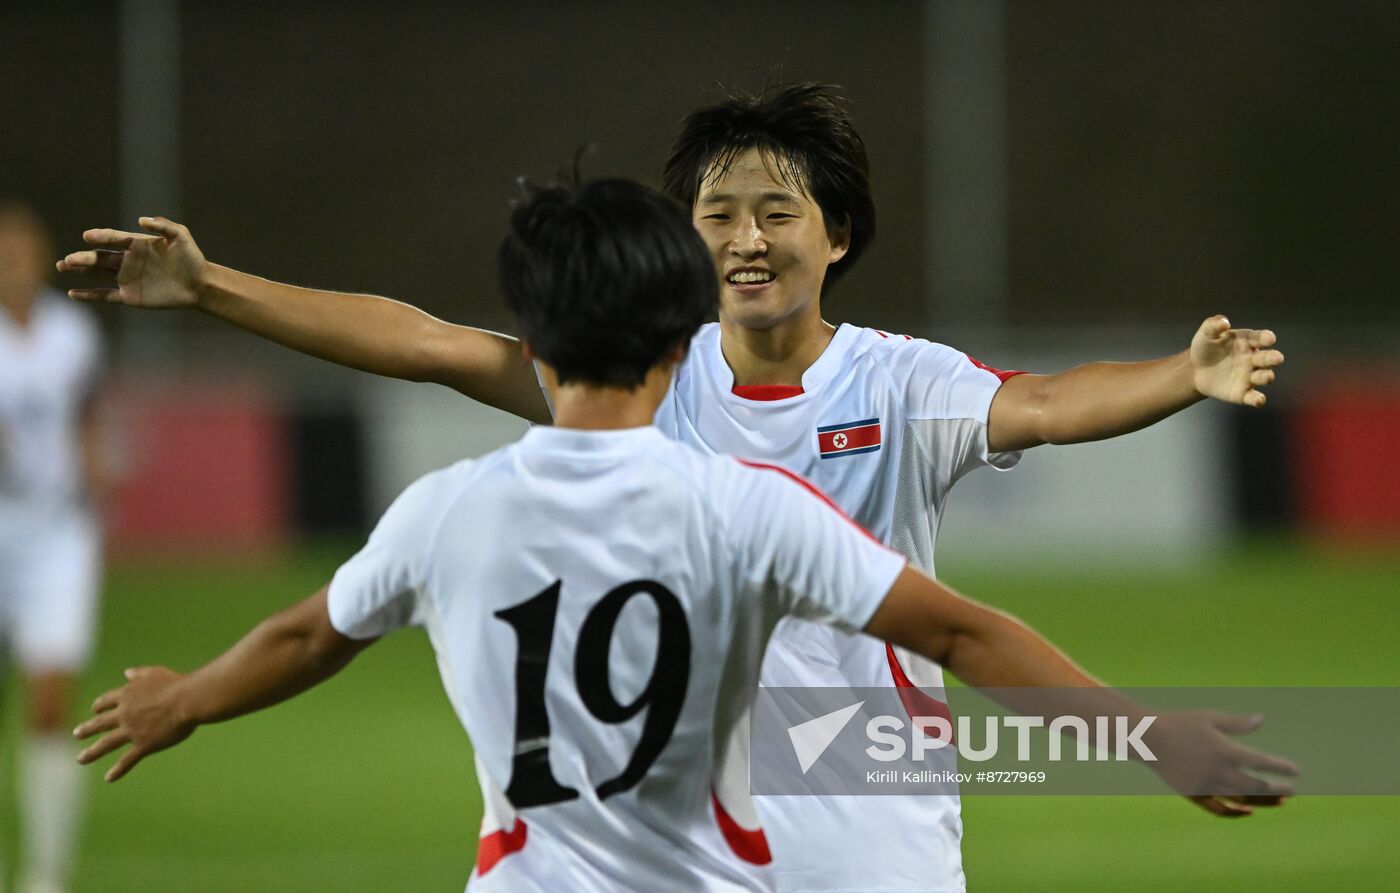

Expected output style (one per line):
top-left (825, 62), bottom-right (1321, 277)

top-left (2, 1), bottom-right (1398, 891)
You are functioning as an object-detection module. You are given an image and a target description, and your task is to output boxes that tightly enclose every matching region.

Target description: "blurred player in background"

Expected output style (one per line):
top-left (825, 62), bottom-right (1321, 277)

top-left (0, 201), bottom-right (107, 893)
top-left (71, 178), bottom-right (1291, 893)
top-left (59, 84), bottom-right (1286, 892)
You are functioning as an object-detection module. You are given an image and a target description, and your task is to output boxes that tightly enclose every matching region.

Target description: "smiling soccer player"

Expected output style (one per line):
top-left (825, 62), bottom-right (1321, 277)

top-left (60, 84), bottom-right (1284, 892)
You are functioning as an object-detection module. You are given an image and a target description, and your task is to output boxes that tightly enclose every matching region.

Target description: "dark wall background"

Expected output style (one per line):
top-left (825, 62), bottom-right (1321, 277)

top-left (177, 0), bottom-right (926, 335)
top-left (4, 1), bottom-right (1397, 351)
top-left (1008, 1), bottom-right (1400, 328)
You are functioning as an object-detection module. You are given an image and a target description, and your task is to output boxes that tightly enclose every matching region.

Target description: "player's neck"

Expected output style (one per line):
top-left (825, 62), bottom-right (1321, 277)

top-left (547, 363), bottom-right (674, 431)
top-left (719, 309), bottom-right (835, 388)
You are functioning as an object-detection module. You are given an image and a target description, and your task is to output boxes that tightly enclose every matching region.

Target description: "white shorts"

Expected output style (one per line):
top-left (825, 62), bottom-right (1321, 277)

top-left (0, 504), bottom-right (102, 673)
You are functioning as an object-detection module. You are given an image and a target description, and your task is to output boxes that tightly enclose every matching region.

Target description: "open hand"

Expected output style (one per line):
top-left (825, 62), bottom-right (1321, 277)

top-left (1144, 710), bottom-right (1298, 818)
top-left (1190, 315), bottom-right (1285, 408)
top-left (56, 217), bottom-right (206, 310)
top-left (74, 666), bottom-right (197, 782)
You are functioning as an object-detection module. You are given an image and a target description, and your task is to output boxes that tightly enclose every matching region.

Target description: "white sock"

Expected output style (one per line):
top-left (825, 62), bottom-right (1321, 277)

top-left (20, 734), bottom-right (84, 890)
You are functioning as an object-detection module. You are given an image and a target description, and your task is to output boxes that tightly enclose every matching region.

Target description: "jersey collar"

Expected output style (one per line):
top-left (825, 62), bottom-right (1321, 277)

top-left (706, 323), bottom-right (858, 401)
top-left (521, 424), bottom-right (668, 457)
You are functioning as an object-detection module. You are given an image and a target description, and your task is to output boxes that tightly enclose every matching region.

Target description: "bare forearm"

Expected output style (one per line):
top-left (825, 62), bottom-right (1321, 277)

top-left (1046, 352), bottom-right (1200, 443)
top-left (870, 570), bottom-right (1102, 689)
top-left (905, 602), bottom-right (1153, 750)
top-left (196, 264), bottom-right (550, 422)
top-left (869, 570), bottom-right (1133, 714)
top-left (943, 609), bottom-right (1101, 689)
top-left (992, 352), bottom-right (1201, 451)
top-left (173, 591), bottom-right (368, 726)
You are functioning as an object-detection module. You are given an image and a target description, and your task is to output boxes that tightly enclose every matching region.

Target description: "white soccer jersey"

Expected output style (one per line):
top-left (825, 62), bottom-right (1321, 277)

top-left (655, 322), bottom-right (1022, 893)
top-left (327, 425), bottom-right (907, 893)
top-left (0, 291), bottom-right (104, 671)
top-left (0, 291), bottom-right (102, 511)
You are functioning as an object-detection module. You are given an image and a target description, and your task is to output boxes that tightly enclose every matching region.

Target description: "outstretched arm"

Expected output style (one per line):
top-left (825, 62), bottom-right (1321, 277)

top-left (865, 567), bottom-right (1298, 817)
top-left (58, 218), bottom-right (551, 424)
top-left (986, 315), bottom-right (1284, 452)
top-left (73, 586), bottom-right (373, 782)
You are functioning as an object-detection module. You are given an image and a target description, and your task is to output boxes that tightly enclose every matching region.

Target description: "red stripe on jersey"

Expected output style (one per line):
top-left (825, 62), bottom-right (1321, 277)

top-left (732, 384), bottom-right (805, 401)
top-left (475, 819), bottom-right (528, 876)
top-left (712, 792), bottom-right (773, 865)
top-left (817, 422), bottom-right (881, 455)
top-left (735, 459), bottom-right (885, 547)
top-left (885, 644), bottom-right (954, 733)
top-left (966, 354), bottom-right (1027, 383)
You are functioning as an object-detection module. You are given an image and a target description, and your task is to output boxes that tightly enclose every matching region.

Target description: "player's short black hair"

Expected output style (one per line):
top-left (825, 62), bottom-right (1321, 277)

top-left (499, 177), bottom-right (716, 388)
top-left (661, 83), bottom-right (875, 288)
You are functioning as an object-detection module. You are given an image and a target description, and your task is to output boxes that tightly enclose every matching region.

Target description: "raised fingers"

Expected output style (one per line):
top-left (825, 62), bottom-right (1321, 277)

top-left (1247, 329), bottom-right (1277, 348)
top-left (1201, 315), bottom-right (1232, 340)
top-left (91, 689), bottom-right (123, 713)
top-left (1250, 369), bottom-right (1276, 387)
top-left (77, 730), bottom-right (130, 765)
top-left (139, 216), bottom-right (188, 239)
top-left (58, 249), bottom-right (125, 276)
top-left (105, 746), bottom-right (148, 783)
top-left (73, 710), bottom-right (121, 741)
top-left (82, 228), bottom-right (145, 248)
top-left (1229, 742), bottom-right (1300, 778)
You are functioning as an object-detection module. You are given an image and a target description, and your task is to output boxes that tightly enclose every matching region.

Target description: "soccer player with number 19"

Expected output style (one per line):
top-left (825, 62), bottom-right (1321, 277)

top-left (70, 178), bottom-right (1291, 893)
top-left (61, 85), bottom-right (1286, 891)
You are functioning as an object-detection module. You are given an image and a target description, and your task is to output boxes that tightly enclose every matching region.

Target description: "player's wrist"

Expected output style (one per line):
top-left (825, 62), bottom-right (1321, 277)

top-left (1179, 349), bottom-right (1211, 401)
top-left (167, 673), bottom-right (206, 728)
top-left (191, 261), bottom-right (222, 311)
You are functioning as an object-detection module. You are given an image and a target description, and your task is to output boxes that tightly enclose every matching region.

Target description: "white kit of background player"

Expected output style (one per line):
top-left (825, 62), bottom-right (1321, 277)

top-left (0, 285), bottom-right (103, 893)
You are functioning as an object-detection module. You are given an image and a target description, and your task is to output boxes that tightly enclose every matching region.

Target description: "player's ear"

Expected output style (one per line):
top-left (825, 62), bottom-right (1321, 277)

top-left (826, 213), bottom-right (851, 265)
top-left (520, 340), bottom-right (538, 362)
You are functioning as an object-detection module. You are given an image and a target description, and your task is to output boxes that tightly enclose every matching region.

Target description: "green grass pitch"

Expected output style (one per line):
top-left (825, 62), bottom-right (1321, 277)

top-left (4, 540), bottom-right (1396, 891)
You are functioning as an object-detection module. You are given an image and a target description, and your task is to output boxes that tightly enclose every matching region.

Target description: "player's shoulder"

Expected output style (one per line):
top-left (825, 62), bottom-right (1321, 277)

top-left (646, 433), bottom-right (748, 497)
top-left (843, 324), bottom-right (972, 372)
top-left (643, 440), bottom-right (777, 517)
top-left (846, 324), bottom-right (1012, 404)
top-left (384, 454), bottom-right (493, 520)
top-left (703, 453), bottom-right (849, 533)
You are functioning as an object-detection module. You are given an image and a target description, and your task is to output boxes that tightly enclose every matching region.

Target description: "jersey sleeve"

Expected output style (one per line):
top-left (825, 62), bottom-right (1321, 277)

top-left (725, 460), bottom-right (908, 632)
top-left (898, 339), bottom-right (1024, 486)
top-left (327, 468), bottom-right (456, 639)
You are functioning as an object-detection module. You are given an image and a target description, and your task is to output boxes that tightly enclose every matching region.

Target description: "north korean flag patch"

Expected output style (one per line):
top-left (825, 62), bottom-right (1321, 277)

top-left (817, 418), bottom-right (882, 459)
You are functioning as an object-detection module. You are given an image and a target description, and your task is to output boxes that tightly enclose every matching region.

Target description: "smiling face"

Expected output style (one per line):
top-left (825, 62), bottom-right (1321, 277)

top-left (692, 148), bottom-right (849, 332)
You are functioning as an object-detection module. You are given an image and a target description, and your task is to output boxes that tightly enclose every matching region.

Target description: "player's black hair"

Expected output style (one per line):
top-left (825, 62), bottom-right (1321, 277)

top-left (499, 176), bottom-right (716, 388)
top-left (661, 82), bottom-right (875, 288)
